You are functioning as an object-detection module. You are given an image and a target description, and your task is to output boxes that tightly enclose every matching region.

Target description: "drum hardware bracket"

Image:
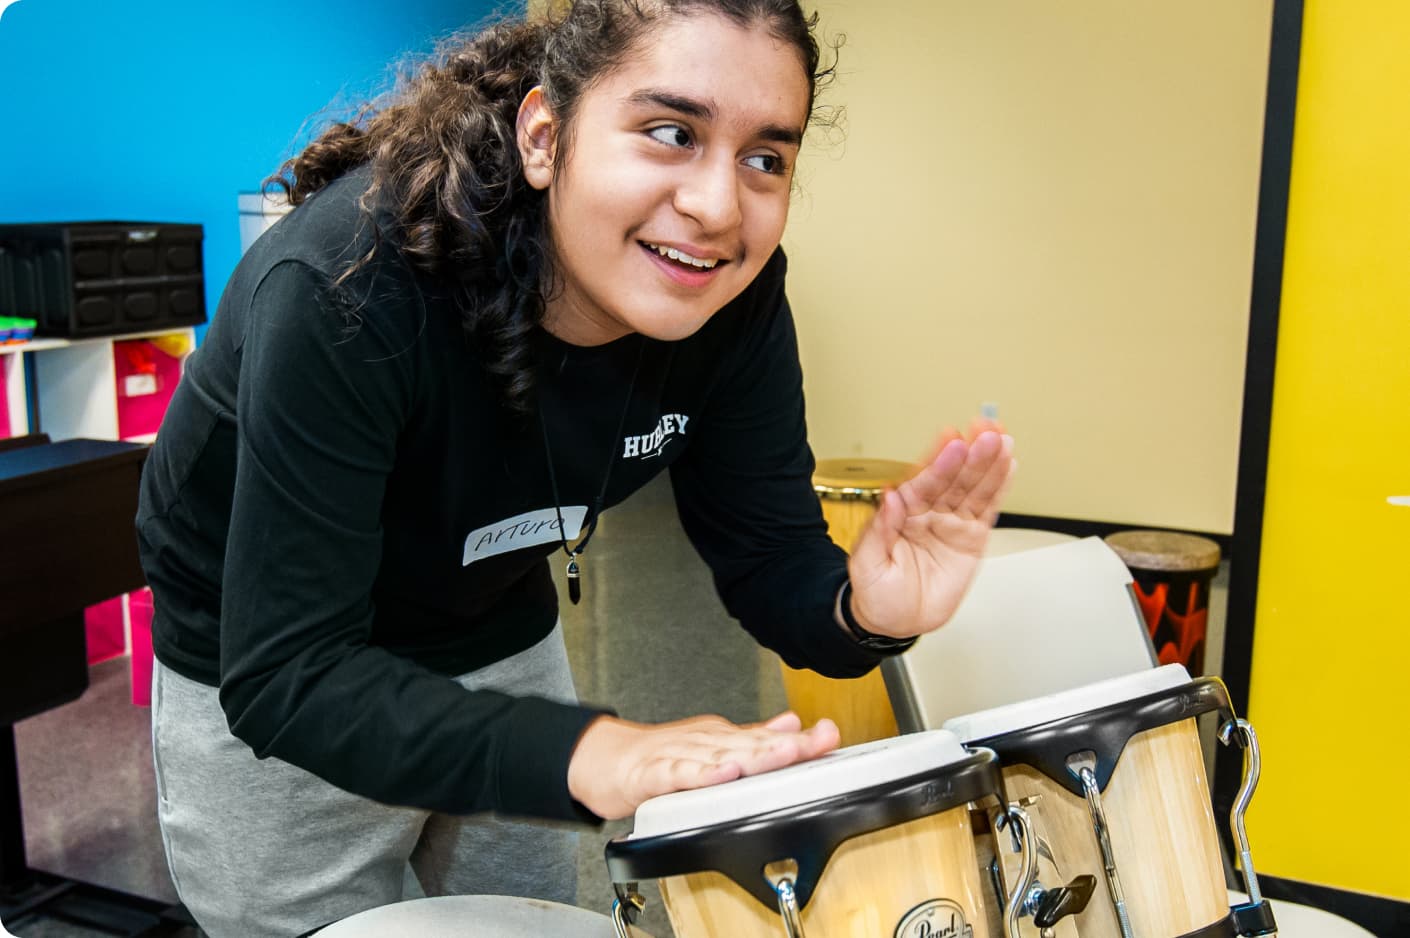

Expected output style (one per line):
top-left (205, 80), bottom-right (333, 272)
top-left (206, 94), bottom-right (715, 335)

top-left (1012, 869), bottom-right (1097, 932)
top-left (993, 805), bottom-right (1039, 938)
top-left (610, 885), bottom-right (646, 938)
top-left (1218, 718), bottom-right (1278, 937)
top-left (991, 801), bottom-right (1093, 937)
top-left (1067, 753), bottom-right (1136, 938)
top-left (1031, 875), bottom-right (1096, 931)
top-left (770, 875), bottom-right (806, 938)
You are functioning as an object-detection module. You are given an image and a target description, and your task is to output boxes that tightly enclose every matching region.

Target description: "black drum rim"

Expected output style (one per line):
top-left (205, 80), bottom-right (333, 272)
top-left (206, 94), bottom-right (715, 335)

top-left (605, 748), bottom-right (1004, 912)
top-left (962, 676), bottom-right (1234, 797)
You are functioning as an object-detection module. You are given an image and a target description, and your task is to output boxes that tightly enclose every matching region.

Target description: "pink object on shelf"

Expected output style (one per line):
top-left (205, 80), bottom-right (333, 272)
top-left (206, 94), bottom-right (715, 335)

top-left (84, 596), bottom-right (127, 665)
top-left (1, 356), bottom-right (12, 438)
top-left (114, 339), bottom-right (184, 440)
top-left (129, 588), bottom-right (155, 707)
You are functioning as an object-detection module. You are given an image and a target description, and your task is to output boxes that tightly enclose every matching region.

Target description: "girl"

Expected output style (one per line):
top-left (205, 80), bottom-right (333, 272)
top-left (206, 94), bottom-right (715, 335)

top-left (136, 1), bottom-right (1014, 934)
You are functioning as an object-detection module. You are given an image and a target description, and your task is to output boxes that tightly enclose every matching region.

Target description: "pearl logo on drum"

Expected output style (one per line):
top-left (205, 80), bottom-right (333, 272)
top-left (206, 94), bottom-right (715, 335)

top-left (894, 899), bottom-right (974, 938)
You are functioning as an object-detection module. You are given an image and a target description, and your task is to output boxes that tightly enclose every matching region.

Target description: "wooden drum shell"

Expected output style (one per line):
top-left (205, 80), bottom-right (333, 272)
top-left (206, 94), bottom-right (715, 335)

top-left (658, 805), bottom-right (994, 938)
top-left (998, 717), bottom-right (1227, 937)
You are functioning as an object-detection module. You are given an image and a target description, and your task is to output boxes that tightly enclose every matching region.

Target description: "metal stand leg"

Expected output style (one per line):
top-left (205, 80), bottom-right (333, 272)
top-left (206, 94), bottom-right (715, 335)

top-left (2, 723), bottom-right (36, 899)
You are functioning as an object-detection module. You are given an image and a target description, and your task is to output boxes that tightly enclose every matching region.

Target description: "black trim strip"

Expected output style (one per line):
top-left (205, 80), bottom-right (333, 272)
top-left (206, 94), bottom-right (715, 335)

top-left (1257, 874), bottom-right (1410, 938)
top-left (606, 751), bottom-right (1004, 911)
top-left (1177, 912), bottom-right (1238, 938)
top-left (1214, 0), bottom-right (1305, 868)
top-left (960, 678), bottom-right (1231, 797)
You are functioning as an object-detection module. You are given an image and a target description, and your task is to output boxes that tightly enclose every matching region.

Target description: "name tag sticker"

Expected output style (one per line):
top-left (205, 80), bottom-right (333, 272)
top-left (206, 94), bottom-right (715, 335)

top-left (462, 506), bottom-right (587, 566)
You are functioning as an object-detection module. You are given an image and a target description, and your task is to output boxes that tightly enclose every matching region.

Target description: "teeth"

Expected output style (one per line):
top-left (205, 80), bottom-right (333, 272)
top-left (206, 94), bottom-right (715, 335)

top-left (645, 242), bottom-right (718, 270)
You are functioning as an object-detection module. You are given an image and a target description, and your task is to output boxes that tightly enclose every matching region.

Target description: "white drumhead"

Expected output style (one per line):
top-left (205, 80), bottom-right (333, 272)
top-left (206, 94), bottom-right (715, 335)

top-left (316, 895), bottom-right (641, 937)
top-left (629, 729), bottom-right (970, 839)
top-left (942, 664), bottom-right (1192, 743)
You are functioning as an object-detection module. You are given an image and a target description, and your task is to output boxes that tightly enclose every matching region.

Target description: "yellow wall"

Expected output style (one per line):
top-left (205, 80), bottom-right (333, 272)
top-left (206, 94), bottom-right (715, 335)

top-left (784, 0), bottom-right (1271, 533)
top-left (1247, 0), bottom-right (1410, 901)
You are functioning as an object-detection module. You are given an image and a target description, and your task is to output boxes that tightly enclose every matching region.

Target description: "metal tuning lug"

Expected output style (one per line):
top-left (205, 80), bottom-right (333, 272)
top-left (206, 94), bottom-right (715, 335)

top-left (1033, 875), bottom-right (1097, 929)
top-left (610, 886), bottom-right (646, 938)
top-left (1218, 718), bottom-right (1278, 936)
top-left (996, 805), bottom-right (1038, 938)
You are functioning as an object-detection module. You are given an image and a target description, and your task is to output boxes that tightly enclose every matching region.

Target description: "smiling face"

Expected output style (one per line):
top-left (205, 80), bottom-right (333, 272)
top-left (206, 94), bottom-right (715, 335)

top-left (518, 12), bottom-right (811, 346)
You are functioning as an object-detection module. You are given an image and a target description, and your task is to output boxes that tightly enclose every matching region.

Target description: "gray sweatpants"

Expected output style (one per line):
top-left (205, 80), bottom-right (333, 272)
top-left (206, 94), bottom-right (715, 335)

top-left (150, 625), bottom-right (581, 938)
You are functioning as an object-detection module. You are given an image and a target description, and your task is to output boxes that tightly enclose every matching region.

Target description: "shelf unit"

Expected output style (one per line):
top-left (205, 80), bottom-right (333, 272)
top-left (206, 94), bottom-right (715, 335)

top-left (0, 326), bottom-right (194, 443)
top-left (2, 327), bottom-right (193, 688)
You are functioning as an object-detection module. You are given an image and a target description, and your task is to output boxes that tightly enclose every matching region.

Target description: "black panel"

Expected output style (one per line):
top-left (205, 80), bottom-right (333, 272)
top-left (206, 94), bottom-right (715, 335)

top-left (1257, 875), bottom-right (1409, 938)
top-left (1214, 0), bottom-right (1306, 870)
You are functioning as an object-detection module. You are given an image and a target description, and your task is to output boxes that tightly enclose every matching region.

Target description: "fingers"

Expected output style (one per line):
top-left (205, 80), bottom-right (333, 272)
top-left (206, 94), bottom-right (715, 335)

top-left (957, 432), bottom-right (1015, 519)
top-left (901, 432), bottom-right (1005, 517)
top-left (967, 414), bottom-right (1006, 440)
top-left (898, 437), bottom-right (968, 514)
top-left (917, 426), bottom-right (964, 468)
top-left (569, 713), bottom-right (842, 820)
top-left (760, 710), bottom-right (803, 732)
top-left (847, 487), bottom-right (907, 574)
top-left (631, 717), bottom-right (839, 809)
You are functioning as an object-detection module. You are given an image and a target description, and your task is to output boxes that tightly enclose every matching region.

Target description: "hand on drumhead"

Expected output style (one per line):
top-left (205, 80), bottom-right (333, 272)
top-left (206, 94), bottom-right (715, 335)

top-left (845, 424), bottom-right (1015, 640)
top-left (567, 711), bottom-right (840, 820)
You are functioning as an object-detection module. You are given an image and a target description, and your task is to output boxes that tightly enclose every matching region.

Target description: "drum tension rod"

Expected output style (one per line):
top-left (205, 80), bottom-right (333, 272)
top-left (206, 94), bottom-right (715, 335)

top-left (1066, 752), bottom-right (1136, 938)
top-left (610, 886), bottom-right (647, 938)
top-left (772, 876), bottom-right (806, 938)
top-left (1218, 719), bottom-right (1278, 937)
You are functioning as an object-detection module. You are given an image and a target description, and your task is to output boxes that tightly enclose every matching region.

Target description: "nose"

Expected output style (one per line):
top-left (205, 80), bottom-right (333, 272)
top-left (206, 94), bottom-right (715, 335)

top-left (673, 154), bottom-right (743, 235)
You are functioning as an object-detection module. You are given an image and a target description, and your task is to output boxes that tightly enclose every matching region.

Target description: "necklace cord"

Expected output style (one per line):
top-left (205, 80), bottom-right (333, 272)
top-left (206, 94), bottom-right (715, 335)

top-left (540, 335), bottom-right (647, 562)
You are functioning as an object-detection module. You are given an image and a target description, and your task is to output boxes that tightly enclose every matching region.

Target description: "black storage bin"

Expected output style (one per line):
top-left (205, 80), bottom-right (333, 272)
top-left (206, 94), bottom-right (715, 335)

top-left (0, 221), bottom-right (207, 338)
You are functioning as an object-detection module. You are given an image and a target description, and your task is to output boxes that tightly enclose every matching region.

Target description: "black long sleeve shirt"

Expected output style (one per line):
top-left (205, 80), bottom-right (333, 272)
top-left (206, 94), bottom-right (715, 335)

top-left (136, 166), bottom-right (883, 822)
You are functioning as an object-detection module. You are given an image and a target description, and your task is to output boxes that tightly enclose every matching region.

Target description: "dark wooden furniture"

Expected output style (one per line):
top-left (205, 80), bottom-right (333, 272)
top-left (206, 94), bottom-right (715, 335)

top-left (0, 437), bottom-right (193, 935)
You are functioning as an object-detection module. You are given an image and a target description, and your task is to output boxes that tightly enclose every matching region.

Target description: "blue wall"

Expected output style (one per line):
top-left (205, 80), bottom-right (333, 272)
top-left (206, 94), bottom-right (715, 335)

top-left (0, 0), bottom-right (508, 333)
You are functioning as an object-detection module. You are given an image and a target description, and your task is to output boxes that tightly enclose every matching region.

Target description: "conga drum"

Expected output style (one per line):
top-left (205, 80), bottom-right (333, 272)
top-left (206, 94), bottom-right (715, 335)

top-left (780, 458), bottom-right (914, 746)
top-left (315, 895), bottom-right (647, 937)
top-left (606, 730), bottom-right (1033, 938)
top-left (943, 665), bottom-right (1274, 938)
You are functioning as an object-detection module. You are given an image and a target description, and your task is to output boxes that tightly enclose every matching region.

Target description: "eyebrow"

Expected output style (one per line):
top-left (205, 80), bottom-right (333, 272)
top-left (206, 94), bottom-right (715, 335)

top-left (626, 89), bottom-right (804, 147)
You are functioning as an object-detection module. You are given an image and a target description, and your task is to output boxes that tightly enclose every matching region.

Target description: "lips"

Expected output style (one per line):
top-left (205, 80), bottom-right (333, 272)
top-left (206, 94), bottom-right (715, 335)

top-left (640, 241), bottom-right (726, 271)
top-left (638, 241), bottom-right (729, 288)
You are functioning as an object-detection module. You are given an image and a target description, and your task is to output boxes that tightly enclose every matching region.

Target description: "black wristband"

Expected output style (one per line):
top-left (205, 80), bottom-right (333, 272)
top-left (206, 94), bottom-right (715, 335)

top-left (838, 581), bottom-right (917, 654)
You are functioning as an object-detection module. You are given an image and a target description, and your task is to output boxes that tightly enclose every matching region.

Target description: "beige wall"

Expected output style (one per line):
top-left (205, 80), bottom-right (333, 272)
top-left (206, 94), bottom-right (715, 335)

top-left (784, 0), bottom-right (1273, 534)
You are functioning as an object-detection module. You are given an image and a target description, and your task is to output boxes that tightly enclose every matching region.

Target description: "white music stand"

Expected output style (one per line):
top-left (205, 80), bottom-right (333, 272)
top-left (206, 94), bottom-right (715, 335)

top-left (883, 536), bottom-right (1158, 732)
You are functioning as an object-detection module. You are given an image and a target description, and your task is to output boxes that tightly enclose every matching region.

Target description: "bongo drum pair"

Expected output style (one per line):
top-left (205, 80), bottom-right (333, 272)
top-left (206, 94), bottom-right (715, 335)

top-left (606, 666), bottom-right (1277, 938)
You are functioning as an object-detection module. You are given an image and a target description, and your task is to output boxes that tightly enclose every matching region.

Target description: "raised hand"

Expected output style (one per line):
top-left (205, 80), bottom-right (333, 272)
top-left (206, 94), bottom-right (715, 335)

top-left (845, 425), bottom-right (1015, 640)
top-left (567, 710), bottom-right (840, 820)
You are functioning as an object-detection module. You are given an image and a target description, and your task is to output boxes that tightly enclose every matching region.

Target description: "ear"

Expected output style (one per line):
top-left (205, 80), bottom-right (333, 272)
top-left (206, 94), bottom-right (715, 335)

top-left (516, 86), bottom-right (556, 191)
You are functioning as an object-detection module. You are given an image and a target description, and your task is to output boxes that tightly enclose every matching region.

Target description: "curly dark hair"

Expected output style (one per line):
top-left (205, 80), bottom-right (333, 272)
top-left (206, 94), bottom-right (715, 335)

top-left (267, 0), bottom-right (836, 414)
